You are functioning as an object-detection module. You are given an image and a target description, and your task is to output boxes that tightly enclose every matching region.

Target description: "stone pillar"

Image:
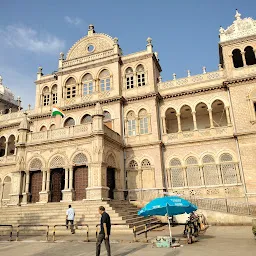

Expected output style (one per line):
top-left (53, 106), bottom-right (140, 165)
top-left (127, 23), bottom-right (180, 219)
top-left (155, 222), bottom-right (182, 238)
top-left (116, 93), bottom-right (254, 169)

top-left (25, 172), bottom-right (30, 193)
top-left (183, 167), bottom-right (188, 187)
top-left (39, 169), bottom-right (50, 203)
top-left (192, 111), bottom-right (198, 130)
top-left (21, 171), bottom-right (30, 205)
top-left (225, 106), bottom-right (232, 126)
top-left (124, 118), bottom-right (128, 137)
top-left (136, 117), bottom-right (140, 135)
top-left (162, 117), bottom-right (166, 134)
top-left (62, 166), bottom-right (73, 202)
top-left (208, 108), bottom-right (214, 128)
top-left (148, 115), bottom-right (152, 133)
top-left (5, 140), bottom-right (8, 156)
top-left (176, 113), bottom-right (182, 132)
top-left (241, 52), bottom-right (247, 66)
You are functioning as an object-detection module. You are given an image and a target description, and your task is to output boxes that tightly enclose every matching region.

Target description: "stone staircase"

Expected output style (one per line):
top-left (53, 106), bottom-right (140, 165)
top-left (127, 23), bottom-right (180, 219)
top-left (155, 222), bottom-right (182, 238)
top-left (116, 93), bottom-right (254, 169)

top-left (0, 200), bottom-right (159, 236)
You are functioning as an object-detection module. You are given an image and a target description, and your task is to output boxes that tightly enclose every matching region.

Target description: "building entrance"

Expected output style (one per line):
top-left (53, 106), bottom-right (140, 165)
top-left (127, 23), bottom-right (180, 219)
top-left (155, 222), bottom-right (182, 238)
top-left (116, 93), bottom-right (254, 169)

top-left (107, 168), bottom-right (115, 199)
top-left (29, 171), bottom-right (42, 203)
top-left (50, 168), bottom-right (65, 202)
top-left (74, 166), bottom-right (88, 200)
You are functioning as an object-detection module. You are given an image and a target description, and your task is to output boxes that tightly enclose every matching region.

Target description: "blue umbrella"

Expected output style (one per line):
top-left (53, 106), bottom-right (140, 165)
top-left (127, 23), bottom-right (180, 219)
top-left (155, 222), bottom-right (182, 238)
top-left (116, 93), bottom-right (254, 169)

top-left (138, 196), bottom-right (197, 242)
top-left (138, 196), bottom-right (197, 217)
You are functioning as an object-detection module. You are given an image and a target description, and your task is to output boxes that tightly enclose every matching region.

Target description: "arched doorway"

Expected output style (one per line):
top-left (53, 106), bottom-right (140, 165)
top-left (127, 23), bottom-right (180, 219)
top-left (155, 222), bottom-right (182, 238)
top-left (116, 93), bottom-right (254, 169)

top-left (2, 176), bottom-right (11, 204)
top-left (106, 154), bottom-right (116, 199)
top-left (29, 158), bottom-right (43, 203)
top-left (50, 156), bottom-right (65, 202)
top-left (0, 136), bottom-right (6, 157)
top-left (73, 153), bottom-right (88, 201)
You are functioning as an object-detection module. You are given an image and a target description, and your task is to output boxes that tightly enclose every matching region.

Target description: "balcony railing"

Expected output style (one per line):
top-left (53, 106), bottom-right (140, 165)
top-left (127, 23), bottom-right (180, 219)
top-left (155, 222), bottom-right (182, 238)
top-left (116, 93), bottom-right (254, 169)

top-left (163, 126), bottom-right (234, 144)
top-left (0, 155), bottom-right (16, 164)
top-left (27, 124), bottom-right (92, 143)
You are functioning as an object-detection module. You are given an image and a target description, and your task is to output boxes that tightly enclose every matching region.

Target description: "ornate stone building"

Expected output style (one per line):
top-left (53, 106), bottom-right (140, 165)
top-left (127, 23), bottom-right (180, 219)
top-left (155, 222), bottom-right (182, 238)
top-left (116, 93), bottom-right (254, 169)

top-left (0, 10), bottom-right (256, 207)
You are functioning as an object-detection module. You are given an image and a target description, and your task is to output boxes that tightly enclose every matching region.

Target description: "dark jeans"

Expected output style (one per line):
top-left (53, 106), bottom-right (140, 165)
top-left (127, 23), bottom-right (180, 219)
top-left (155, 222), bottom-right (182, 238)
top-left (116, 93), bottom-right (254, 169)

top-left (96, 234), bottom-right (111, 256)
top-left (66, 219), bottom-right (75, 233)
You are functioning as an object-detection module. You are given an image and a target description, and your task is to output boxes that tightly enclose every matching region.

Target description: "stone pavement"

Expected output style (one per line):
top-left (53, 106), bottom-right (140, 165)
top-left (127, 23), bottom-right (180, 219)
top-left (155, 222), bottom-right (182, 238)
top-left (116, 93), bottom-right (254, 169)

top-left (0, 226), bottom-right (255, 256)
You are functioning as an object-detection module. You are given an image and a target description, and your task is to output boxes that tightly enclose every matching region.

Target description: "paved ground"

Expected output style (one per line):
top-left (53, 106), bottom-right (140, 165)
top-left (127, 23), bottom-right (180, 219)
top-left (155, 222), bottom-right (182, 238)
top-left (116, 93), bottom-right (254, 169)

top-left (0, 226), bottom-right (255, 256)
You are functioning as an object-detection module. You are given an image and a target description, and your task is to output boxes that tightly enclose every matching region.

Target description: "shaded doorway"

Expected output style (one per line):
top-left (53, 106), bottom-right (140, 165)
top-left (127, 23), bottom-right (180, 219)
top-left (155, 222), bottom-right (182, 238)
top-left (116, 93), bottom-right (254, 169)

top-left (50, 168), bottom-right (65, 202)
top-left (29, 171), bottom-right (42, 203)
top-left (107, 168), bottom-right (116, 199)
top-left (74, 166), bottom-right (88, 201)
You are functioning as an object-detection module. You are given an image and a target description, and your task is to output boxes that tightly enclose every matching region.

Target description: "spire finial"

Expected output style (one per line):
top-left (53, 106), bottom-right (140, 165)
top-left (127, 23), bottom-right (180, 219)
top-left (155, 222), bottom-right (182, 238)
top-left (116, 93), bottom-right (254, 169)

top-left (88, 24), bottom-right (95, 36)
top-left (235, 9), bottom-right (241, 20)
top-left (219, 26), bottom-right (224, 34)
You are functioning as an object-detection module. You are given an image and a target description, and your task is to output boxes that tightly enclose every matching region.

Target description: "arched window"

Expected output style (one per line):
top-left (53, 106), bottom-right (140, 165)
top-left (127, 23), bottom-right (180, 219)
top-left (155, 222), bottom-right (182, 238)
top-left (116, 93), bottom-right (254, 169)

top-left (50, 124), bottom-right (56, 130)
top-left (64, 117), bottom-right (75, 127)
top-left (7, 135), bottom-right (15, 156)
top-left (129, 160), bottom-right (138, 169)
top-left (244, 46), bottom-right (256, 66)
top-left (127, 111), bottom-right (136, 136)
top-left (81, 114), bottom-right (92, 124)
top-left (3, 176), bottom-right (11, 199)
top-left (211, 100), bottom-right (227, 127)
top-left (202, 155), bottom-right (220, 185)
top-left (170, 158), bottom-right (184, 187)
top-left (180, 105), bottom-right (193, 131)
top-left (51, 85), bottom-right (58, 105)
top-left (232, 49), bottom-right (243, 68)
top-left (42, 86), bottom-right (50, 106)
top-left (141, 159), bottom-right (154, 189)
top-left (125, 67), bottom-right (134, 89)
top-left (40, 126), bottom-right (47, 132)
top-left (82, 73), bottom-right (93, 95)
top-left (139, 109), bottom-right (149, 134)
top-left (73, 153), bottom-right (88, 166)
top-left (141, 159), bottom-right (151, 168)
top-left (186, 157), bottom-right (201, 187)
top-left (195, 103), bottom-right (210, 130)
top-left (136, 65), bottom-right (146, 87)
top-left (220, 153), bottom-right (238, 184)
top-left (99, 69), bottom-right (110, 92)
top-left (0, 136), bottom-right (6, 157)
top-left (65, 77), bottom-right (76, 99)
top-left (103, 111), bottom-right (112, 129)
top-left (165, 108), bottom-right (178, 133)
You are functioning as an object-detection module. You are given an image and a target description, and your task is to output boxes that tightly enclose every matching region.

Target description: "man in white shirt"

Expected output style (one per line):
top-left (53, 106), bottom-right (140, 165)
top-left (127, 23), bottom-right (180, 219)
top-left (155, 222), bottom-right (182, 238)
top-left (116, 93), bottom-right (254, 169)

top-left (66, 205), bottom-right (75, 234)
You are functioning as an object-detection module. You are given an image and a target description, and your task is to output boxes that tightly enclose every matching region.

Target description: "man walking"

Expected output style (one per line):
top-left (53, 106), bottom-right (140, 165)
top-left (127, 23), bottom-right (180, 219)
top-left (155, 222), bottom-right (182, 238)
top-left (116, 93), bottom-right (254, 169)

top-left (96, 206), bottom-right (111, 256)
top-left (66, 205), bottom-right (75, 234)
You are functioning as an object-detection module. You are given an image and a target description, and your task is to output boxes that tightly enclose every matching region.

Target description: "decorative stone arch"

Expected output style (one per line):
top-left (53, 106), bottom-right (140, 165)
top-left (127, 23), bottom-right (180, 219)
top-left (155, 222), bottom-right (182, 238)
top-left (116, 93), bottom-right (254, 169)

top-left (169, 157), bottom-right (184, 188)
top-left (62, 115), bottom-right (76, 127)
top-left (49, 81), bottom-right (58, 90)
top-left (136, 104), bottom-right (150, 116)
top-left (106, 153), bottom-right (117, 168)
top-left (193, 100), bottom-right (211, 111)
top-left (135, 62), bottom-right (147, 72)
top-left (29, 158), bottom-right (43, 171)
top-left (79, 71), bottom-right (95, 83)
top-left (185, 155), bottom-right (202, 187)
top-left (139, 156), bottom-right (154, 168)
top-left (199, 151), bottom-right (217, 165)
top-left (209, 97), bottom-right (229, 108)
top-left (102, 107), bottom-right (115, 120)
top-left (123, 65), bottom-right (135, 76)
top-left (216, 150), bottom-right (237, 164)
top-left (41, 85), bottom-right (50, 94)
top-left (127, 159), bottom-right (139, 169)
top-left (96, 67), bottom-right (113, 79)
top-left (63, 76), bottom-right (78, 86)
top-left (177, 102), bottom-right (194, 113)
top-left (124, 107), bottom-right (137, 118)
top-left (49, 154), bottom-right (66, 169)
top-left (163, 105), bottom-right (179, 117)
top-left (40, 125), bottom-right (47, 132)
top-left (49, 123), bottom-right (56, 130)
top-left (27, 155), bottom-right (46, 170)
top-left (165, 155), bottom-right (185, 168)
top-left (72, 152), bottom-right (88, 166)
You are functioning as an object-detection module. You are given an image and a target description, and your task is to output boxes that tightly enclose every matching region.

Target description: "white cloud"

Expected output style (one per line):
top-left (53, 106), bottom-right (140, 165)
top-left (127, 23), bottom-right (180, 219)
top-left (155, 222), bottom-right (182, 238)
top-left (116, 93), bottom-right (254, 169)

top-left (64, 16), bottom-right (82, 25)
top-left (0, 25), bottom-right (65, 54)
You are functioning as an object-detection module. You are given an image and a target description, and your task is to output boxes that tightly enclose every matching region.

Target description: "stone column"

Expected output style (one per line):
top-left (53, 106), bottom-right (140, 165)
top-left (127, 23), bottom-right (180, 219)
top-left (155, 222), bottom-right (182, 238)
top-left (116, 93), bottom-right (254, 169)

top-left (192, 111), bottom-right (198, 130)
top-left (62, 166), bottom-right (73, 202)
top-left (176, 113), bottom-right (182, 132)
top-left (42, 169), bottom-right (46, 192)
top-left (183, 167), bottom-right (188, 187)
top-left (65, 167), bottom-right (69, 190)
top-left (225, 106), bottom-right (232, 126)
top-left (5, 140), bottom-right (8, 156)
top-left (39, 169), bottom-right (50, 203)
top-left (124, 118), bottom-right (128, 137)
top-left (241, 52), bottom-right (247, 66)
top-left (208, 108), bottom-right (214, 128)
top-left (162, 117), bottom-right (166, 134)
top-left (148, 115), bottom-right (152, 133)
top-left (21, 171), bottom-right (30, 205)
top-left (136, 117), bottom-right (140, 135)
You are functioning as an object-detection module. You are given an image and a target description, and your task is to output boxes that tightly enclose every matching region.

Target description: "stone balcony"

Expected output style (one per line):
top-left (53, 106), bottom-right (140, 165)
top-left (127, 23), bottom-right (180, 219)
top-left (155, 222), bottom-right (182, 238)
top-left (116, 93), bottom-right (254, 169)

top-left (27, 123), bottom-right (92, 144)
top-left (0, 155), bottom-right (16, 165)
top-left (163, 126), bottom-right (234, 145)
top-left (228, 64), bottom-right (256, 80)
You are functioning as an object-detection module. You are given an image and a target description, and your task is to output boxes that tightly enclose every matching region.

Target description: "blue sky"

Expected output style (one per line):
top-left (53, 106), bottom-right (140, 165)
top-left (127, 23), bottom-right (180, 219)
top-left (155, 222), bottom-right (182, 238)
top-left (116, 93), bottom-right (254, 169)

top-left (1, 0), bottom-right (255, 108)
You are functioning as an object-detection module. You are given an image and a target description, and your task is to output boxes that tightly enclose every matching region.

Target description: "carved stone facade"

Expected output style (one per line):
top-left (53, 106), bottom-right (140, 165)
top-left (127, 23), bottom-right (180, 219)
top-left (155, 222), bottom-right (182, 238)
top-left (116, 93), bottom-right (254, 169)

top-left (1, 11), bottom-right (256, 206)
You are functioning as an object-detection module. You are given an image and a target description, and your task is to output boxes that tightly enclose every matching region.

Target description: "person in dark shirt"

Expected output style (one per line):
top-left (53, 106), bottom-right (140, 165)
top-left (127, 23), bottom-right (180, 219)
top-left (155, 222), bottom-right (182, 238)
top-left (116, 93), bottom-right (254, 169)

top-left (96, 206), bottom-right (111, 256)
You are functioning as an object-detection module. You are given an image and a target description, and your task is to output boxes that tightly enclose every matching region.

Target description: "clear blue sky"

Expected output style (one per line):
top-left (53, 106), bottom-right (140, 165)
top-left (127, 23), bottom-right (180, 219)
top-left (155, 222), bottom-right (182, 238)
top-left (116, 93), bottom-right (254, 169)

top-left (1, 0), bottom-right (255, 108)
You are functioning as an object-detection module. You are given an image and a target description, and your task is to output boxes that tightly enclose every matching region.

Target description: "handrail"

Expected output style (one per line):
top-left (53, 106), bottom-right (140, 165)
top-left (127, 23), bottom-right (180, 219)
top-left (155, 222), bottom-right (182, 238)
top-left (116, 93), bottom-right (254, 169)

top-left (53, 224), bottom-right (89, 242)
top-left (16, 224), bottom-right (49, 241)
top-left (0, 225), bottom-right (13, 241)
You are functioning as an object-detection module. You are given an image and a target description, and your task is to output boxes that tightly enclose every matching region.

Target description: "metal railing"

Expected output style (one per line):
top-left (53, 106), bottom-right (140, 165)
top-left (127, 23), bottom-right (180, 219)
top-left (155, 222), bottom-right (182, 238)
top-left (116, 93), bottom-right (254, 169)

top-left (0, 225), bottom-right (13, 241)
top-left (53, 224), bottom-right (89, 242)
top-left (16, 225), bottom-right (49, 241)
